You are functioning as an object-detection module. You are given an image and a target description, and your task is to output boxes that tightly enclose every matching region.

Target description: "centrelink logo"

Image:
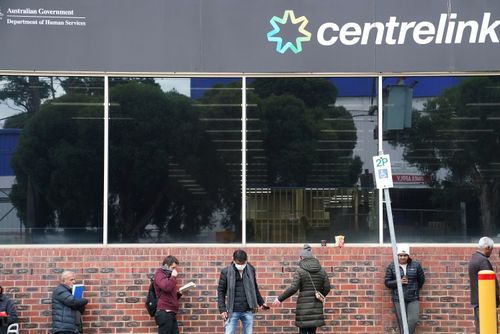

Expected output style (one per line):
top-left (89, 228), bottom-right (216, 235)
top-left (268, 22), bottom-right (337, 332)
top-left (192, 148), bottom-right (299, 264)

top-left (267, 10), bottom-right (311, 54)
top-left (0, 8), bottom-right (4, 21)
top-left (267, 10), bottom-right (500, 54)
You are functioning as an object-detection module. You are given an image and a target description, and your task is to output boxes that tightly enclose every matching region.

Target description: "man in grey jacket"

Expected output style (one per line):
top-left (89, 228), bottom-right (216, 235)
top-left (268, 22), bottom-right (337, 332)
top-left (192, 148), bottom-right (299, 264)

top-left (217, 249), bottom-right (268, 334)
top-left (468, 236), bottom-right (499, 334)
top-left (52, 271), bottom-right (88, 334)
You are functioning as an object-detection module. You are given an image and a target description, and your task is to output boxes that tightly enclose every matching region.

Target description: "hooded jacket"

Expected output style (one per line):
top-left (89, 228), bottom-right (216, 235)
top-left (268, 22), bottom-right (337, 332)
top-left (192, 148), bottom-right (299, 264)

top-left (154, 267), bottom-right (180, 313)
top-left (278, 257), bottom-right (331, 328)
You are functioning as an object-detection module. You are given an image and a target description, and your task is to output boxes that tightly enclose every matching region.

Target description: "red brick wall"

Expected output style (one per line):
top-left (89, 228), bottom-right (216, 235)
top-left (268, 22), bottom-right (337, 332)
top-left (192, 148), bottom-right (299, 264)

top-left (0, 245), bottom-right (495, 333)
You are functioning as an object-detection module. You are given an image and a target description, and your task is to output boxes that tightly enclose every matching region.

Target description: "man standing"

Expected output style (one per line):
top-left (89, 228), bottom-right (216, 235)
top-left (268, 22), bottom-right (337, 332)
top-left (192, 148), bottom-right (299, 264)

top-left (384, 243), bottom-right (425, 334)
top-left (154, 255), bottom-right (181, 334)
top-left (0, 286), bottom-right (18, 334)
top-left (52, 271), bottom-right (88, 334)
top-left (468, 236), bottom-right (499, 334)
top-left (217, 249), bottom-right (268, 334)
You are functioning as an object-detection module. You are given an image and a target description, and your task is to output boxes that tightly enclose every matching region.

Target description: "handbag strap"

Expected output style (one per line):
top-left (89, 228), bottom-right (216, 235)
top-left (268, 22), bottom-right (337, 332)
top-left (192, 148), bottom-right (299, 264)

top-left (306, 271), bottom-right (319, 293)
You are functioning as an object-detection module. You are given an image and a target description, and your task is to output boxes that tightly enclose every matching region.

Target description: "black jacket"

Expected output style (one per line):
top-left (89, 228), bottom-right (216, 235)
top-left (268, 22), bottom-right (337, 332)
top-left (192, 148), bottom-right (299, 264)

top-left (385, 258), bottom-right (425, 302)
top-left (217, 263), bottom-right (265, 314)
top-left (0, 293), bottom-right (18, 334)
top-left (278, 257), bottom-right (331, 328)
top-left (468, 251), bottom-right (500, 306)
top-left (52, 284), bottom-right (88, 334)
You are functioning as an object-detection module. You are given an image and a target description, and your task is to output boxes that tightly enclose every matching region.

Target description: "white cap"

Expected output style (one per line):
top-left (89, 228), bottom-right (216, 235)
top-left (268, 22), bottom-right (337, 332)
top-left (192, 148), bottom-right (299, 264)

top-left (397, 243), bottom-right (410, 256)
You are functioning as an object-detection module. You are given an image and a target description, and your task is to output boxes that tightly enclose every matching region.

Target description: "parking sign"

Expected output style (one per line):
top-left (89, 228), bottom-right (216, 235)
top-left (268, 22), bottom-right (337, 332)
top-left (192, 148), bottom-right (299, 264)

top-left (372, 154), bottom-right (393, 189)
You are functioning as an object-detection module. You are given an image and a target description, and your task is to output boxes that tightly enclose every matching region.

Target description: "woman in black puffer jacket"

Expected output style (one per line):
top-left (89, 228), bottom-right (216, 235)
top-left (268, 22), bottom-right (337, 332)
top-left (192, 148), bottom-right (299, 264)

top-left (273, 244), bottom-right (331, 334)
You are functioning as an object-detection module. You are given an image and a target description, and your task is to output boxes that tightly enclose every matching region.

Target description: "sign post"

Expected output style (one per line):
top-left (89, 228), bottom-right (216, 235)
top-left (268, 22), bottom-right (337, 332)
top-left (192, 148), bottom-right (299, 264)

top-left (373, 154), bottom-right (409, 334)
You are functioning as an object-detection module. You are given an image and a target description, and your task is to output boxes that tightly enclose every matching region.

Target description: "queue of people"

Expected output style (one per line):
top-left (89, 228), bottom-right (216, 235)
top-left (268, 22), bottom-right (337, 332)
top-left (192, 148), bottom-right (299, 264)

top-left (0, 237), bottom-right (498, 334)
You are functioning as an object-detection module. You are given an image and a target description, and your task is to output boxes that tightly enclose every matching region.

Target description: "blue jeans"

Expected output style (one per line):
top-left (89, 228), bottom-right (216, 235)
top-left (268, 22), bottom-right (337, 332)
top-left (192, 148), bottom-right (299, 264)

top-left (224, 311), bottom-right (253, 334)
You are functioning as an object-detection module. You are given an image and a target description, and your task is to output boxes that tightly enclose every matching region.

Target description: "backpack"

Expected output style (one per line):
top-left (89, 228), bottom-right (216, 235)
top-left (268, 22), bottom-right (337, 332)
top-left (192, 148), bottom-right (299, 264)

top-left (145, 277), bottom-right (158, 317)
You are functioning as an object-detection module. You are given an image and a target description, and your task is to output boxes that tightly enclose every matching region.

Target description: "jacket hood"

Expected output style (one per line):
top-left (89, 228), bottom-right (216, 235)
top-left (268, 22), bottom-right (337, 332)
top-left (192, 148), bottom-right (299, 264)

top-left (299, 257), bottom-right (322, 273)
top-left (156, 267), bottom-right (173, 278)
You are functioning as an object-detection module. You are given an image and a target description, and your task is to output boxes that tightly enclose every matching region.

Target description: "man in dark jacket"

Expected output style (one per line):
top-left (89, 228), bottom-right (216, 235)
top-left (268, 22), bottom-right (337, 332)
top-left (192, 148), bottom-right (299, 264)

top-left (273, 244), bottom-right (331, 334)
top-left (217, 249), bottom-right (268, 334)
top-left (52, 271), bottom-right (88, 334)
top-left (468, 236), bottom-right (499, 334)
top-left (384, 243), bottom-right (425, 334)
top-left (154, 255), bottom-right (181, 334)
top-left (0, 286), bottom-right (18, 334)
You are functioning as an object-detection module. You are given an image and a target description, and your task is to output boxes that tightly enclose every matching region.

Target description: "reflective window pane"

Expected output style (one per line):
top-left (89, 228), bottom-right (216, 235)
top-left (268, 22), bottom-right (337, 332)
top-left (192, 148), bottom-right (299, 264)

top-left (108, 78), bottom-right (242, 243)
top-left (0, 76), bottom-right (104, 243)
top-left (246, 77), bottom-right (379, 243)
top-left (383, 76), bottom-right (500, 242)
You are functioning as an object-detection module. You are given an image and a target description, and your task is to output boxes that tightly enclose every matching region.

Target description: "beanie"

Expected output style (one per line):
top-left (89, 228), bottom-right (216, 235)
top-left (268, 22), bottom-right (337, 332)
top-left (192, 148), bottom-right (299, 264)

top-left (299, 244), bottom-right (313, 258)
top-left (397, 243), bottom-right (410, 256)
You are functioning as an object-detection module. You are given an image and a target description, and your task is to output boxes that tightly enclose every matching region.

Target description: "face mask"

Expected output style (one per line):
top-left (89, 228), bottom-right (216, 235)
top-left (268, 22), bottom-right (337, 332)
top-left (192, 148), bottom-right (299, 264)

top-left (235, 263), bottom-right (247, 271)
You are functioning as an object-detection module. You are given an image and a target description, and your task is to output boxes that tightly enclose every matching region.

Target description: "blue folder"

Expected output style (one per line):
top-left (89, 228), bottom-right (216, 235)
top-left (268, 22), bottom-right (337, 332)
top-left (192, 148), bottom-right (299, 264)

top-left (72, 284), bottom-right (85, 299)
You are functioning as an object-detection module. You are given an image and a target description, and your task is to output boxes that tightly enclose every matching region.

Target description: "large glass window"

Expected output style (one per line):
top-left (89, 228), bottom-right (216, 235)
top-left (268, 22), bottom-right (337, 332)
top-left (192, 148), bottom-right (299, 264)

top-left (382, 76), bottom-right (500, 242)
top-left (4, 74), bottom-right (498, 245)
top-left (245, 77), bottom-right (379, 243)
top-left (0, 76), bottom-right (104, 243)
top-left (108, 78), bottom-right (242, 243)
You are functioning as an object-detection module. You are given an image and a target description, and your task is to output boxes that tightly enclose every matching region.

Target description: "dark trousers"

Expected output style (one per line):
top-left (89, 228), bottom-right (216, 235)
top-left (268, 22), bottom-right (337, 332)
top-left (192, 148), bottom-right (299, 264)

top-left (299, 328), bottom-right (317, 334)
top-left (394, 300), bottom-right (420, 334)
top-left (474, 306), bottom-right (479, 334)
top-left (155, 311), bottom-right (179, 334)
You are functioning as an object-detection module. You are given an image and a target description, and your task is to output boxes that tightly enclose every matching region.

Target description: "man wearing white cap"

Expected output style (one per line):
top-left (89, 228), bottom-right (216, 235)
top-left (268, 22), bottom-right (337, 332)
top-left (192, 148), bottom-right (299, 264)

top-left (384, 243), bottom-right (425, 334)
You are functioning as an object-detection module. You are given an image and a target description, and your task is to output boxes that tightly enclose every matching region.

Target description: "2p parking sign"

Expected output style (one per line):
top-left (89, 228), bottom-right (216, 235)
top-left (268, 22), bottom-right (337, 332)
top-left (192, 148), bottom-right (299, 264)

top-left (372, 154), bottom-right (393, 189)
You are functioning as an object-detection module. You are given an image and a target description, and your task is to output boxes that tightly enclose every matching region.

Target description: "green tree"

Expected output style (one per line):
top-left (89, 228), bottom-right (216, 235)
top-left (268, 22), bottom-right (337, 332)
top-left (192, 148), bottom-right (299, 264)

top-left (393, 77), bottom-right (500, 235)
top-left (251, 77), bottom-right (338, 108)
top-left (108, 82), bottom-right (238, 241)
top-left (249, 78), bottom-right (360, 187)
top-left (1, 76), bottom-right (51, 128)
top-left (9, 93), bottom-right (103, 235)
top-left (196, 78), bottom-right (361, 187)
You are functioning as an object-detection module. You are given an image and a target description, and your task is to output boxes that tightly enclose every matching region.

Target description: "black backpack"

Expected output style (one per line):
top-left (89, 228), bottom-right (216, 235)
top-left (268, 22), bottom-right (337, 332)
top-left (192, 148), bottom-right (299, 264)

top-left (145, 277), bottom-right (158, 317)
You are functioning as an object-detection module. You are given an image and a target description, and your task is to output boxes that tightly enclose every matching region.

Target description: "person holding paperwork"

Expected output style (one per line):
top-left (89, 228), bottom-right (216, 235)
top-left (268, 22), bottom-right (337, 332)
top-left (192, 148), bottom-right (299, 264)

top-left (154, 255), bottom-right (182, 334)
top-left (51, 271), bottom-right (88, 334)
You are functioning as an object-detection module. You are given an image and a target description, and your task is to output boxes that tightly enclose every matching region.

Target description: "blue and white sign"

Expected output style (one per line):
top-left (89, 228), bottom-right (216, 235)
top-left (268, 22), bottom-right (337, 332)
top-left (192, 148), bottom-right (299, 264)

top-left (372, 154), bottom-right (393, 189)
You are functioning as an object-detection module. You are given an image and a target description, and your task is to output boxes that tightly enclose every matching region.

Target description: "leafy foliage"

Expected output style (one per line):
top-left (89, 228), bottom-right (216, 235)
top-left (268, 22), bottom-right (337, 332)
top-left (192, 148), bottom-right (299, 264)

top-left (392, 77), bottom-right (500, 234)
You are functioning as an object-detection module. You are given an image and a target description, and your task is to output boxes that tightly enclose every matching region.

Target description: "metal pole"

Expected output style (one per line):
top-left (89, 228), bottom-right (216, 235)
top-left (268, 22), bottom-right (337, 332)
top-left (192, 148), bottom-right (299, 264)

top-left (241, 76), bottom-right (247, 245)
top-left (103, 75), bottom-right (109, 245)
top-left (377, 76), bottom-right (384, 245)
top-left (384, 187), bottom-right (409, 334)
